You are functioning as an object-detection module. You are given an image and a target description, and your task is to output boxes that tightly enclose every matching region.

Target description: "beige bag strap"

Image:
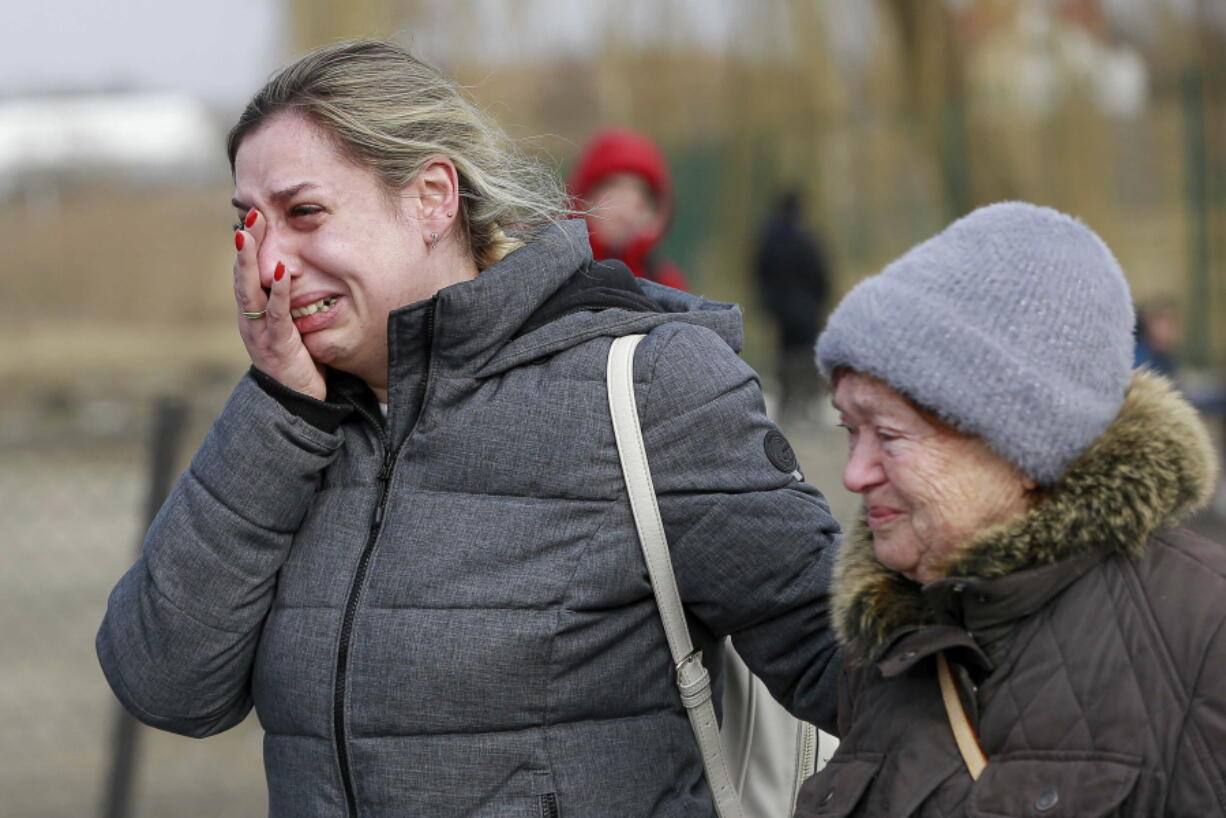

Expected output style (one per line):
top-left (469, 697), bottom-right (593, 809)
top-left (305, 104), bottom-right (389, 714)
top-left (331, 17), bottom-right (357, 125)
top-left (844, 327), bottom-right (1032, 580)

top-left (936, 651), bottom-right (987, 780)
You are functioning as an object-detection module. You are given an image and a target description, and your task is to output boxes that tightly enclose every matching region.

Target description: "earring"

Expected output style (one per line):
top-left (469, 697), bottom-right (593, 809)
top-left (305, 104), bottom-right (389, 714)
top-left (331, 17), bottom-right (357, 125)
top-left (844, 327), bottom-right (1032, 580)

top-left (446, 211), bottom-right (454, 218)
top-left (430, 231), bottom-right (439, 243)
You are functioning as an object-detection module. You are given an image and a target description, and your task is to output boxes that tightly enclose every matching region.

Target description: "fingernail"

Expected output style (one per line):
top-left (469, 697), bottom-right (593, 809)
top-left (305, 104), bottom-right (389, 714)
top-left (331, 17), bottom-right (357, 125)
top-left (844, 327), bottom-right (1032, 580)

top-left (274, 262), bottom-right (285, 281)
top-left (234, 231), bottom-right (245, 251)
top-left (245, 208), bottom-right (258, 228)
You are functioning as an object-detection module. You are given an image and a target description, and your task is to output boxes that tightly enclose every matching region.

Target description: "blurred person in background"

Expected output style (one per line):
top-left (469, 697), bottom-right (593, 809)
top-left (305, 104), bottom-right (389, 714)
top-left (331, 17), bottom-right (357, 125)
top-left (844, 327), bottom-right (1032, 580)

top-left (96, 40), bottom-right (843, 818)
top-left (1132, 298), bottom-right (1226, 507)
top-left (1133, 295), bottom-right (1180, 378)
top-left (796, 202), bottom-right (1224, 816)
top-left (568, 127), bottom-right (690, 291)
top-left (754, 187), bottom-right (831, 426)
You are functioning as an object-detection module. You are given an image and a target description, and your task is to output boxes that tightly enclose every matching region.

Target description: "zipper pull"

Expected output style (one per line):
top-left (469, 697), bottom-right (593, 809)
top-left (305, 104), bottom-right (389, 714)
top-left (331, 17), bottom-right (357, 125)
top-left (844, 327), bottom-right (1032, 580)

top-left (372, 451), bottom-right (394, 529)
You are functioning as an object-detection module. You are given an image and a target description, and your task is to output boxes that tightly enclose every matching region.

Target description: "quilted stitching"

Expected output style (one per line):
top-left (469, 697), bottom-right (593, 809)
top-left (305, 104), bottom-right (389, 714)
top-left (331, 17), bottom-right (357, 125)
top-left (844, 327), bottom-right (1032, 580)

top-left (985, 571), bottom-right (1155, 756)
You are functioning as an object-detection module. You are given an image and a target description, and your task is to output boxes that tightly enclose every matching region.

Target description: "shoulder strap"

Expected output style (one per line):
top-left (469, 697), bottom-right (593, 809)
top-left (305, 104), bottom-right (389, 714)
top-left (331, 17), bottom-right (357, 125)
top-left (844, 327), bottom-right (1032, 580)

top-left (606, 334), bottom-right (744, 818)
top-left (937, 651), bottom-right (987, 780)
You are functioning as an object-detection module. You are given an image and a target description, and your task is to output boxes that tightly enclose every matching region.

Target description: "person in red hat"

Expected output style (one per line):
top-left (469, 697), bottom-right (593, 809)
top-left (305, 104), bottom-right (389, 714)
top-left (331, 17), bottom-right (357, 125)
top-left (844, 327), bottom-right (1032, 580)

top-left (568, 127), bottom-right (690, 291)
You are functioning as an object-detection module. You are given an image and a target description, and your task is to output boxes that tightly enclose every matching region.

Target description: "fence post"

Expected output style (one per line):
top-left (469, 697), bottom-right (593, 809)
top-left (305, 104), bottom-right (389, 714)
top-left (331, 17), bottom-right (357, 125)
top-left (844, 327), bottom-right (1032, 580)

top-left (100, 397), bottom-right (188, 818)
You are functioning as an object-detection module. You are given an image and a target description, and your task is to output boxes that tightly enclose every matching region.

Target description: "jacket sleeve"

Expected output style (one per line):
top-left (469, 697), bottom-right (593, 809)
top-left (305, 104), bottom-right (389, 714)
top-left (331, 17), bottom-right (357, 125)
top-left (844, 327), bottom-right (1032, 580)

top-left (636, 322), bottom-right (843, 733)
top-left (96, 374), bottom-right (346, 737)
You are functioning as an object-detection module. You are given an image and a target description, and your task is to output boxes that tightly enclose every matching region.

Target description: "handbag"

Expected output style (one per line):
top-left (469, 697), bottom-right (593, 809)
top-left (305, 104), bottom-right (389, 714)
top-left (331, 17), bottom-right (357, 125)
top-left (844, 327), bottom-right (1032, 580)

top-left (606, 334), bottom-right (832, 818)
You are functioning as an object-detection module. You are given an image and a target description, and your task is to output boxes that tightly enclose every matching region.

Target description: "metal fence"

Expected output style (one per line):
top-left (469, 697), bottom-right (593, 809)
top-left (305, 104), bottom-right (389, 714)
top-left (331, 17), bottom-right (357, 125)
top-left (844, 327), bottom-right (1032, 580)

top-left (1, 386), bottom-right (267, 818)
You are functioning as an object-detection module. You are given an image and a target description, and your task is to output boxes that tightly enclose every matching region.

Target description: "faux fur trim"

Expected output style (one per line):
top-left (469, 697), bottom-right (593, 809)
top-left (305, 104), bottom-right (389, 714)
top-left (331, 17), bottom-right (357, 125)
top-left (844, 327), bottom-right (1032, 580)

top-left (832, 369), bottom-right (1219, 656)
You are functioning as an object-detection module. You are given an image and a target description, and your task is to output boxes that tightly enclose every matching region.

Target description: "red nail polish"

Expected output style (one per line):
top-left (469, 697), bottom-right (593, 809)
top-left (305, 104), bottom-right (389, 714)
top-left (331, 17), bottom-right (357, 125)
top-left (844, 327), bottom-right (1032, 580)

top-left (274, 262), bottom-right (285, 281)
top-left (234, 231), bottom-right (245, 251)
top-left (245, 208), bottom-right (258, 228)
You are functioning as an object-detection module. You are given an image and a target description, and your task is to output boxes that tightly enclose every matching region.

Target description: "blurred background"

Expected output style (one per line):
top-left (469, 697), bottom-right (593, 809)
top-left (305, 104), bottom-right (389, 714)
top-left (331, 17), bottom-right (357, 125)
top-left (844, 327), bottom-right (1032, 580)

top-left (3, 1), bottom-right (1224, 816)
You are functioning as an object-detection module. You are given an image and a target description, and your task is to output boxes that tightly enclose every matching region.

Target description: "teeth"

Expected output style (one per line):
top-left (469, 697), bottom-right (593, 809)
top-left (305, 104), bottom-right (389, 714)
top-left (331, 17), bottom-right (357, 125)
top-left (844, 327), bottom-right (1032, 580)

top-left (291, 296), bottom-right (338, 319)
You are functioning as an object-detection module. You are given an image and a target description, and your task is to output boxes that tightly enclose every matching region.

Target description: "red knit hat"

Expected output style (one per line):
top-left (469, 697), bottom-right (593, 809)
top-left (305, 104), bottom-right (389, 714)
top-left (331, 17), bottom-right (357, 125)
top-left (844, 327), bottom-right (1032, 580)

top-left (567, 128), bottom-right (672, 209)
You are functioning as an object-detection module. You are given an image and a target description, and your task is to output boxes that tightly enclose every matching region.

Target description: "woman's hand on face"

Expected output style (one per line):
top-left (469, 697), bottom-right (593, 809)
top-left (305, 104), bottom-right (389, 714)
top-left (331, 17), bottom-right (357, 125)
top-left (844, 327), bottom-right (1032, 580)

top-left (234, 209), bottom-right (328, 400)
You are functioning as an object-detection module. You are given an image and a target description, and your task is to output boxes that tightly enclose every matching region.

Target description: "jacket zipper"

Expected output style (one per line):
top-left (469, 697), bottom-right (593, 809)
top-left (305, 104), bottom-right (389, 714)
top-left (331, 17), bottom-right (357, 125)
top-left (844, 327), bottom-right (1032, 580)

top-left (333, 424), bottom-right (393, 817)
top-left (792, 722), bottom-right (818, 808)
top-left (333, 298), bottom-right (437, 816)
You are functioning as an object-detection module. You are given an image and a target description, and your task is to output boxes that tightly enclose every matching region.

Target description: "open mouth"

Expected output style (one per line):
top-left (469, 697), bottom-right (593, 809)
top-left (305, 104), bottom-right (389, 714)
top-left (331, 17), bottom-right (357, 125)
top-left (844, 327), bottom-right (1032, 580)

top-left (291, 296), bottom-right (339, 319)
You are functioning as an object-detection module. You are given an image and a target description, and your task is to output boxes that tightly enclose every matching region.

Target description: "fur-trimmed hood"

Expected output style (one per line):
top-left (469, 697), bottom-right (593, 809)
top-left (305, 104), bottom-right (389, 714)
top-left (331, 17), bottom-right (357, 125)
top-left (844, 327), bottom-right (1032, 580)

top-left (833, 369), bottom-right (1219, 659)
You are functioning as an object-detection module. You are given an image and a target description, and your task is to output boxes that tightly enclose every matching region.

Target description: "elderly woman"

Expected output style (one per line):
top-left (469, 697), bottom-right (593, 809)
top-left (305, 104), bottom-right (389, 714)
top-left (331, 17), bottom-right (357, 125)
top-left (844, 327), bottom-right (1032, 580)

top-left (96, 41), bottom-right (841, 817)
top-left (795, 202), bottom-right (1224, 816)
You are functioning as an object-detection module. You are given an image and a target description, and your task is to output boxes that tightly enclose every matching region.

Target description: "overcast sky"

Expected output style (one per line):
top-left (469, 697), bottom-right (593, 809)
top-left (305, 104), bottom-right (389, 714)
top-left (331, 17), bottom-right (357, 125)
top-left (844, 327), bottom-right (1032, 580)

top-left (0, 0), bottom-right (740, 109)
top-left (1, 0), bottom-right (285, 108)
top-left (3, 0), bottom-right (1217, 112)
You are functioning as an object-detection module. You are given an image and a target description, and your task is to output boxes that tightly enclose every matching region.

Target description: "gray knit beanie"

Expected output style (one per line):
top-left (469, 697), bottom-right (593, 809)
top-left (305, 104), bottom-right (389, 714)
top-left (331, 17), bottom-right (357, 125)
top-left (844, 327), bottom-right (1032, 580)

top-left (816, 201), bottom-right (1135, 486)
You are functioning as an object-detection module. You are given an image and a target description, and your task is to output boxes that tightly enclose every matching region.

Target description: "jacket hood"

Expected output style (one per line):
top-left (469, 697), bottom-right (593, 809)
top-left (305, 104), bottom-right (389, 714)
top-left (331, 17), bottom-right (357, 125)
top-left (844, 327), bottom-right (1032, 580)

top-left (513, 258), bottom-right (662, 339)
top-left (388, 219), bottom-right (740, 379)
top-left (832, 369), bottom-right (1218, 659)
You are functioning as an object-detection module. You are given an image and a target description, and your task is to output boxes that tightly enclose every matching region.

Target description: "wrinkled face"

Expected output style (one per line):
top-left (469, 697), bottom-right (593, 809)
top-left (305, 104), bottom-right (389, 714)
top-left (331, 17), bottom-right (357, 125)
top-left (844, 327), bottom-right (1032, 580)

top-left (833, 371), bottom-right (1035, 584)
top-left (585, 172), bottom-right (663, 251)
top-left (232, 112), bottom-right (464, 391)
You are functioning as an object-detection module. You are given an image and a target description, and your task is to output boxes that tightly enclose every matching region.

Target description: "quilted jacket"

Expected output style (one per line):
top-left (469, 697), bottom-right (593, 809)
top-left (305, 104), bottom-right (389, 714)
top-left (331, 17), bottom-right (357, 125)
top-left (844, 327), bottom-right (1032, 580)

top-left (97, 220), bottom-right (842, 817)
top-left (796, 370), bottom-right (1225, 817)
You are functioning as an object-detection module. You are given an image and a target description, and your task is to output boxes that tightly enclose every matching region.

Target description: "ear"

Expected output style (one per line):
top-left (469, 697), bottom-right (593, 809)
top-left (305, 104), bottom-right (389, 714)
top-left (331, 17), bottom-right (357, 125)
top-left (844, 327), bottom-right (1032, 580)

top-left (404, 155), bottom-right (461, 246)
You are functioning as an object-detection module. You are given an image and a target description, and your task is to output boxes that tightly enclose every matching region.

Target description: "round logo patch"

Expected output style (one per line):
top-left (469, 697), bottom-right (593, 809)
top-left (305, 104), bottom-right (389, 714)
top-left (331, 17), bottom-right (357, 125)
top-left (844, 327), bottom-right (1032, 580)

top-left (763, 430), bottom-right (798, 474)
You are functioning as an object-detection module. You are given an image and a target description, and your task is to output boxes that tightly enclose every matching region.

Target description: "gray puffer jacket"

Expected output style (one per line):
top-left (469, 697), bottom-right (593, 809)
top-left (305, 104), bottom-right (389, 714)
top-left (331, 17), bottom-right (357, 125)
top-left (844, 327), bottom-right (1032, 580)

top-left (98, 220), bottom-right (842, 817)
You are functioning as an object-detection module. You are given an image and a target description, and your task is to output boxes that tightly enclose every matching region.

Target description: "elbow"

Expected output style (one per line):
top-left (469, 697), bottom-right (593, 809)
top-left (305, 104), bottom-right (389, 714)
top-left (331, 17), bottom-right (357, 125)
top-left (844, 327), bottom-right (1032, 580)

top-left (96, 629), bottom-right (252, 738)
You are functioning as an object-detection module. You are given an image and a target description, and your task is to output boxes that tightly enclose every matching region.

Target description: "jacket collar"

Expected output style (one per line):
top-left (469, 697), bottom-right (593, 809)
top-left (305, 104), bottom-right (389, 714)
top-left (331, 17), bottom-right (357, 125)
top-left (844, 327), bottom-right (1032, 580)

top-left (382, 218), bottom-right (741, 380)
top-left (384, 219), bottom-right (591, 378)
top-left (513, 258), bottom-right (662, 340)
top-left (833, 370), bottom-right (1218, 665)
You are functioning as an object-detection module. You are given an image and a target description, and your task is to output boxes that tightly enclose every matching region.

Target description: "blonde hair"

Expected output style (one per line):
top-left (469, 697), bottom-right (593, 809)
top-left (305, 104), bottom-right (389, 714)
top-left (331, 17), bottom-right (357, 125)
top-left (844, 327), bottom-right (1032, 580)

top-left (227, 40), bottom-right (568, 269)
